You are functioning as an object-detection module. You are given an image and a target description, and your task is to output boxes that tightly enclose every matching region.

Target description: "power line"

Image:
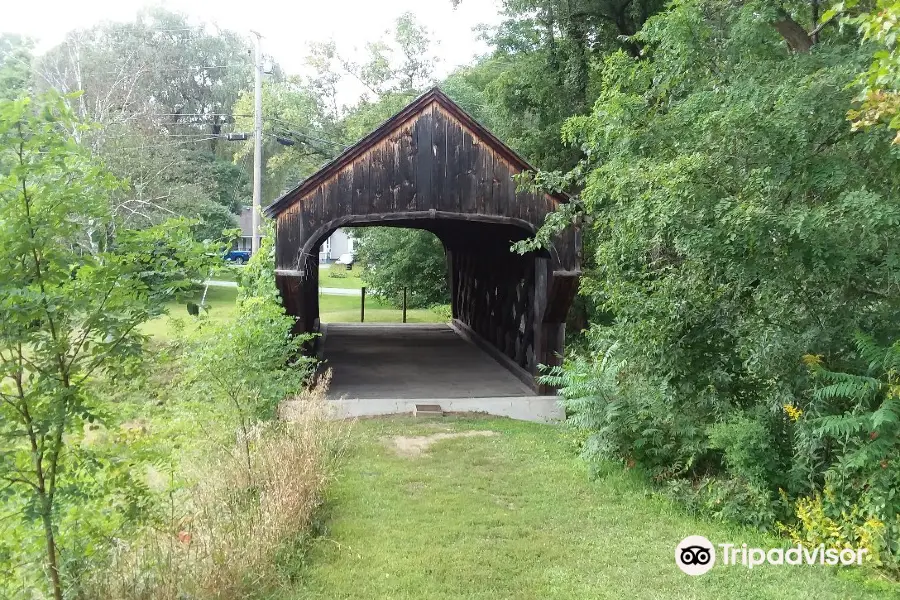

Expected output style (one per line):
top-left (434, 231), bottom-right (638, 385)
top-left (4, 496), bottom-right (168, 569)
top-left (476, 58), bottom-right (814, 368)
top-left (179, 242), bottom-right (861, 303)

top-left (102, 136), bottom-right (221, 153)
top-left (149, 112), bottom-right (252, 117)
top-left (271, 119), bottom-right (347, 150)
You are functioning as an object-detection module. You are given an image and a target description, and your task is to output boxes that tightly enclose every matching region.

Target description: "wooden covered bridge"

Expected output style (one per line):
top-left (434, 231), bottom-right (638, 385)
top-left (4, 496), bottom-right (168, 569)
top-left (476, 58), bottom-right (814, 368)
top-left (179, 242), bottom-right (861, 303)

top-left (264, 88), bottom-right (580, 401)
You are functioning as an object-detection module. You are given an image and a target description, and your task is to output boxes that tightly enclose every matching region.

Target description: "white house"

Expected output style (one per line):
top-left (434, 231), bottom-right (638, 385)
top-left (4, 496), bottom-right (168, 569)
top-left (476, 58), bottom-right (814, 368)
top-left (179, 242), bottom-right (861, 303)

top-left (319, 228), bottom-right (355, 263)
top-left (236, 206), bottom-right (353, 261)
top-left (235, 207), bottom-right (255, 251)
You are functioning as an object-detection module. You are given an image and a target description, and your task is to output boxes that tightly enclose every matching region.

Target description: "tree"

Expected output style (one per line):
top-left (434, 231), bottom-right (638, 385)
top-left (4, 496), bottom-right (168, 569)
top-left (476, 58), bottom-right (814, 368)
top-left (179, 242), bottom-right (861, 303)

top-left (845, 0), bottom-right (900, 142)
top-left (519, 0), bottom-right (900, 531)
top-left (332, 11), bottom-right (440, 100)
top-left (0, 34), bottom-right (34, 100)
top-left (232, 78), bottom-right (339, 203)
top-left (0, 93), bottom-right (213, 598)
top-left (35, 8), bottom-right (253, 141)
top-left (356, 228), bottom-right (450, 308)
top-left (33, 9), bottom-right (256, 235)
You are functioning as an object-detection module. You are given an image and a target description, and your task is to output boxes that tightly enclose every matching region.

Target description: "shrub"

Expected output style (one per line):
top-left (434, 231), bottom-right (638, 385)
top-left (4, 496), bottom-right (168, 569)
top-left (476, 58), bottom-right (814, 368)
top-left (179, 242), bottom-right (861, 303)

top-left (429, 304), bottom-right (452, 322)
top-left (666, 477), bottom-right (780, 531)
top-left (781, 492), bottom-right (889, 570)
top-left (0, 94), bottom-right (218, 599)
top-left (707, 411), bottom-right (787, 491)
top-left (786, 336), bottom-right (900, 572)
top-left (540, 330), bottom-right (707, 478)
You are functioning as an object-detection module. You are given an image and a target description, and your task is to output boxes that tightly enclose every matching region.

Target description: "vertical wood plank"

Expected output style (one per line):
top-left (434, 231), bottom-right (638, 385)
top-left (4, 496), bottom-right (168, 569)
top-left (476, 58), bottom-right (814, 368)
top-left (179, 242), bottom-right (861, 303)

top-left (461, 132), bottom-right (477, 213)
top-left (337, 167), bottom-right (352, 220)
top-left (388, 130), bottom-right (400, 212)
top-left (351, 156), bottom-right (369, 215)
top-left (369, 145), bottom-right (386, 213)
top-left (442, 117), bottom-right (461, 212)
top-left (491, 153), bottom-right (505, 216)
top-left (414, 105), bottom-right (434, 211)
top-left (432, 108), bottom-right (447, 211)
top-left (477, 146), bottom-right (492, 215)
top-left (398, 123), bottom-right (416, 211)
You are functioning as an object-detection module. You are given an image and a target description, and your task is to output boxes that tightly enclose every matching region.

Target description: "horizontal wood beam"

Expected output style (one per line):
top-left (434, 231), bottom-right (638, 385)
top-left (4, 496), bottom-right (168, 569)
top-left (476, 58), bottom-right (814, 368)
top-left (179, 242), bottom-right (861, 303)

top-left (275, 268), bottom-right (306, 277)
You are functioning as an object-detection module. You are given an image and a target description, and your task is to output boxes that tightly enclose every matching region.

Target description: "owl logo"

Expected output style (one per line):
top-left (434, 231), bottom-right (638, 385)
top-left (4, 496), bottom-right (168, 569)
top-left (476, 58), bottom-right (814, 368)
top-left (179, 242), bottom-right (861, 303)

top-left (676, 536), bottom-right (716, 575)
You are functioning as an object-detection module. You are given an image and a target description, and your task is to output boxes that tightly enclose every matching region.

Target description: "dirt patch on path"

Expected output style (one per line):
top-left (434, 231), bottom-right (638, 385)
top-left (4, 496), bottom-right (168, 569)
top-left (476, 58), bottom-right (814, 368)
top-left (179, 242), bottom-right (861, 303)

top-left (389, 431), bottom-right (498, 458)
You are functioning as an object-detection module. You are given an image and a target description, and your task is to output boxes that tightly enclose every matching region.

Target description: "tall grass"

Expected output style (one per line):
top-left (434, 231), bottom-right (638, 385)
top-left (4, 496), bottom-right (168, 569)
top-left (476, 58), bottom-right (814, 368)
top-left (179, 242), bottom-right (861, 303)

top-left (85, 378), bottom-right (349, 599)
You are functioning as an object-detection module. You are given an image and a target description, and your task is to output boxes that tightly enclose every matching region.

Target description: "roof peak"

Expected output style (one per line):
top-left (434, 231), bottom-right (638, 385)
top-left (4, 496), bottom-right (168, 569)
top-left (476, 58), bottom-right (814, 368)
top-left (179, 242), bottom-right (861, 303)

top-left (264, 87), bottom-right (561, 218)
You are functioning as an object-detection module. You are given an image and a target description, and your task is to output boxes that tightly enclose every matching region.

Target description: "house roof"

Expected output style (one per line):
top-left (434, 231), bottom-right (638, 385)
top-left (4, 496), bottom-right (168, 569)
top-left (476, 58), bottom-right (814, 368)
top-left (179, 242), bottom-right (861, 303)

top-left (264, 87), bottom-right (565, 218)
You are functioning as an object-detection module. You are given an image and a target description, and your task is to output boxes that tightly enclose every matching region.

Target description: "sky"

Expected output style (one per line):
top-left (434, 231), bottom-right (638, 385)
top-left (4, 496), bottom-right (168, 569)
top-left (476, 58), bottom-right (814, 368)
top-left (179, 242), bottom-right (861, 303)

top-left (4, 0), bottom-right (505, 103)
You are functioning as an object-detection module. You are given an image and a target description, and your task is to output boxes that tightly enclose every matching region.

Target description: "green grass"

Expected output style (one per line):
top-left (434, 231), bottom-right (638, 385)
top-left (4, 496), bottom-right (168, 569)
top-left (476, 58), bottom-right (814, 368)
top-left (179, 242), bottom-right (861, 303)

top-left (141, 286), bottom-right (445, 340)
top-left (320, 265), bottom-right (364, 289)
top-left (320, 293), bottom-right (444, 323)
top-left (139, 286), bottom-right (239, 340)
top-left (280, 416), bottom-right (896, 600)
top-left (210, 264), bottom-right (244, 283)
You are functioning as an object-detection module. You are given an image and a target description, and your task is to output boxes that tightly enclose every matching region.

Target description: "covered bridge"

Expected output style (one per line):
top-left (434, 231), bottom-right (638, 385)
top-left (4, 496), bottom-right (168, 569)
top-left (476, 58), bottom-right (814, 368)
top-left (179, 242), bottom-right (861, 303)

top-left (264, 88), bottom-right (580, 393)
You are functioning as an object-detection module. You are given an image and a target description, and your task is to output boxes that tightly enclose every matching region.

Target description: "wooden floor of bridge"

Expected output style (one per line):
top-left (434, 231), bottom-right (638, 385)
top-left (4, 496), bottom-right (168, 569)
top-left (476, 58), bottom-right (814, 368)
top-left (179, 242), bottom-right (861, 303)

top-left (322, 323), bottom-right (535, 400)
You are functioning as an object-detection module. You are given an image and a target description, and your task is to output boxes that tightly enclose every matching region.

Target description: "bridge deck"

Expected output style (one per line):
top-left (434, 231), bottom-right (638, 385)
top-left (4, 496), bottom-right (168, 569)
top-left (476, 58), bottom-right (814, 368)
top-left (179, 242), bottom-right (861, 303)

top-left (323, 323), bottom-right (535, 400)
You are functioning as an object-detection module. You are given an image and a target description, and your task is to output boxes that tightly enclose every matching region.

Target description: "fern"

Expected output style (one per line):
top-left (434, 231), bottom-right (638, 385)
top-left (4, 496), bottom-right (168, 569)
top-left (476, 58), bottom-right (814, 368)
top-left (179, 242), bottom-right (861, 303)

top-left (872, 397), bottom-right (900, 430)
top-left (799, 335), bottom-right (900, 570)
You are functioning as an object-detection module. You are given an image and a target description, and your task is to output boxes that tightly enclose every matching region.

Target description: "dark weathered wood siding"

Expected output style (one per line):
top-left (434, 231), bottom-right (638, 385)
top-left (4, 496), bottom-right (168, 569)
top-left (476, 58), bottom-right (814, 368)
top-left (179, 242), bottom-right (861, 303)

top-left (266, 88), bottom-right (579, 390)
top-left (270, 99), bottom-right (577, 274)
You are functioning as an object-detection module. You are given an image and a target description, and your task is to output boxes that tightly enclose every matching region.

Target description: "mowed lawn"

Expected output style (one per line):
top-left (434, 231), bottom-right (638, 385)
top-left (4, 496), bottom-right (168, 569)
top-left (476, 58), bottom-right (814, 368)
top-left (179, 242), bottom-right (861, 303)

top-left (140, 286), bottom-right (445, 340)
top-left (139, 286), bottom-right (240, 340)
top-left (281, 417), bottom-right (895, 600)
top-left (319, 265), bottom-right (365, 289)
top-left (318, 293), bottom-right (445, 324)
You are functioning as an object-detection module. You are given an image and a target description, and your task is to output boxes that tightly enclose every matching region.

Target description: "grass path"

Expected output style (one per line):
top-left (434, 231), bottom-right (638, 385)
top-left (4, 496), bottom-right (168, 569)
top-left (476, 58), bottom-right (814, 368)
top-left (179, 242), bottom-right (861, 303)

top-left (283, 416), bottom-right (894, 600)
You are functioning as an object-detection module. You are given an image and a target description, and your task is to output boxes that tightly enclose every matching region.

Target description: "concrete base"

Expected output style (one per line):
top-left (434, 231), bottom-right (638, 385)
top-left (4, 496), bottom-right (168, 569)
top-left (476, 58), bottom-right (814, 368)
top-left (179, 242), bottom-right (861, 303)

top-left (328, 396), bottom-right (563, 423)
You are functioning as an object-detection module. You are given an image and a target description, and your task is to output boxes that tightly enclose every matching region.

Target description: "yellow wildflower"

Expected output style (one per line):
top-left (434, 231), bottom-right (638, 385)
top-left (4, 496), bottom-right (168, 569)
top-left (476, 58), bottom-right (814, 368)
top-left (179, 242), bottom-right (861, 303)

top-left (783, 403), bottom-right (803, 422)
top-left (801, 354), bottom-right (823, 367)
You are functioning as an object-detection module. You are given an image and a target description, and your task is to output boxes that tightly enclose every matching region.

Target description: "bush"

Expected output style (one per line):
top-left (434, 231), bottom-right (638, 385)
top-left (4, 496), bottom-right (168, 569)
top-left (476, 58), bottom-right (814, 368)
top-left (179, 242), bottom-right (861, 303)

top-left (429, 304), bottom-right (452, 322)
top-left (666, 477), bottom-right (781, 531)
top-left (540, 331), bottom-right (707, 478)
top-left (784, 337), bottom-right (900, 573)
top-left (75, 254), bottom-right (339, 598)
top-left (707, 411), bottom-right (788, 491)
top-left (781, 492), bottom-right (893, 571)
top-left (525, 0), bottom-right (900, 576)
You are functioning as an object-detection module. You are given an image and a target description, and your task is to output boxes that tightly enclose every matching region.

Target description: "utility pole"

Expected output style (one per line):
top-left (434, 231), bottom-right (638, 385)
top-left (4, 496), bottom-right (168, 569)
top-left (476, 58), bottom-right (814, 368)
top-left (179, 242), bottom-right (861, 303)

top-left (251, 30), bottom-right (263, 254)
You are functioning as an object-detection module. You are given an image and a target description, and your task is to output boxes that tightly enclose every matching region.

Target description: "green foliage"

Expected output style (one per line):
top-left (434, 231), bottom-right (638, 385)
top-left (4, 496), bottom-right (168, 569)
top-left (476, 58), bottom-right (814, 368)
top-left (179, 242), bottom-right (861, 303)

top-left (540, 330), bottom-right (707, 478)
top-left (708, 412), bottom-right (783, 489)
top-left (788, 337), bottom-right (900, 570)
top-left (356, 227), bottom-right (450, 308)
top-left (528, 0), bottom-right (900, 567)
top-left (0, 34), bottom-right (33, 100)
top-left (239, 218), bottom-right (281, 304)
top-left (182, 295), bottom-right (314, 425)
top-left (34, 8), bottom-right (257, 238)
top-left (429, 304), bottom-right (453, 322)
top-left (340, 90), bottom-right (420, 142)
top-left (232, 79), bottom-right (337, 204)
top-left (845, 0), bottom-right (900, 142)
top-left (0, 93), bottom-right (216, 599)
top-left (186, 222), bottom-right (317, 484)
